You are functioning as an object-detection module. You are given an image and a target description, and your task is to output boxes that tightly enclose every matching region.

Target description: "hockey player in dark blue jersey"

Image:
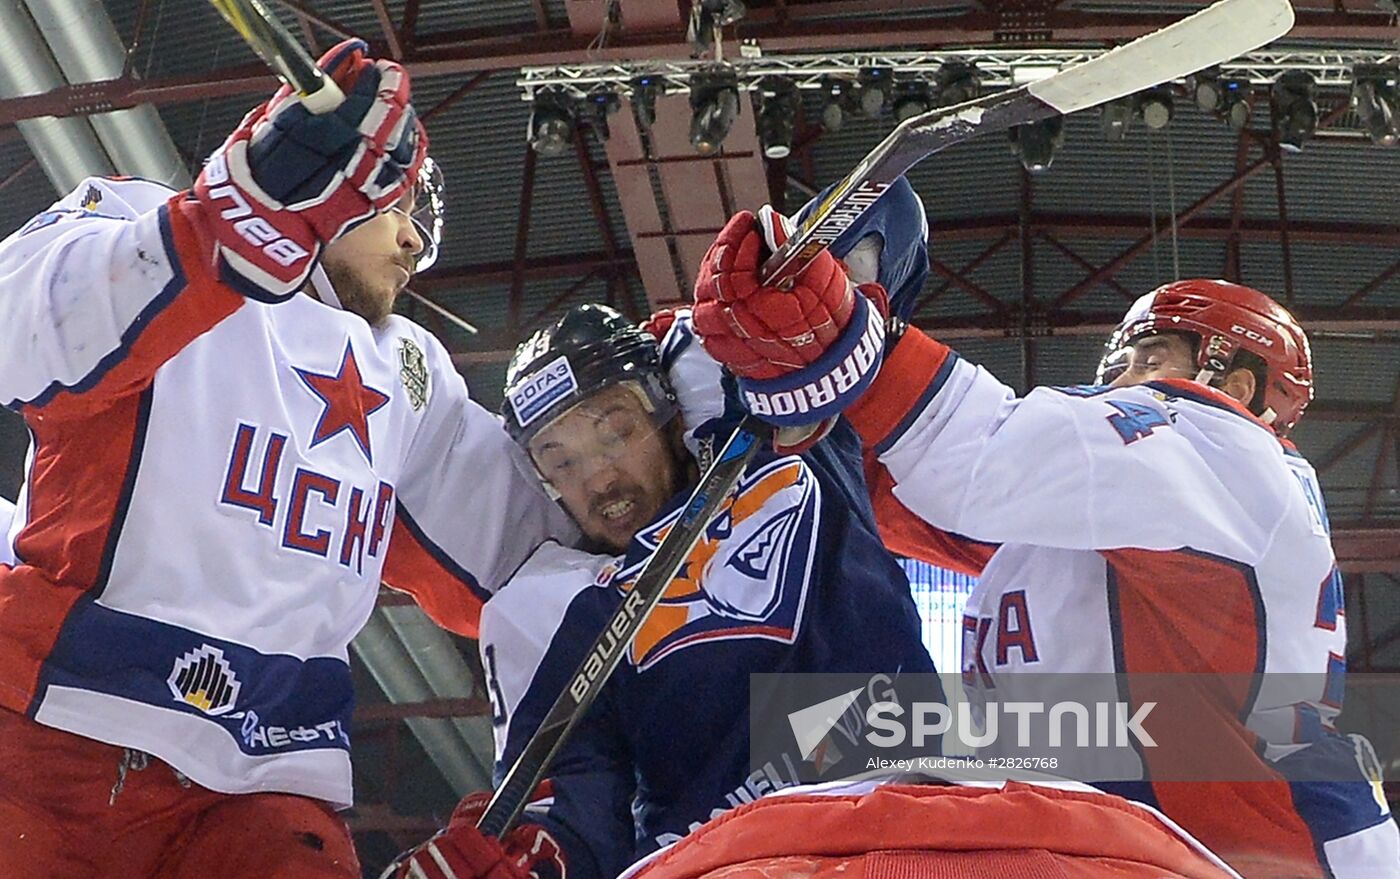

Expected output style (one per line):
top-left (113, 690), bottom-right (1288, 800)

top-left (385, 191), bottom-right (940, 879)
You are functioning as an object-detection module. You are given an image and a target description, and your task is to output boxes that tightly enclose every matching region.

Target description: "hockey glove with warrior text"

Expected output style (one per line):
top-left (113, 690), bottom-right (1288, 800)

top-left (195, 38), bottom-right (427, 300)
top-left (692, 206), bottom-right (888, 452)
top-left (384, 791), bottom-right (567, 879)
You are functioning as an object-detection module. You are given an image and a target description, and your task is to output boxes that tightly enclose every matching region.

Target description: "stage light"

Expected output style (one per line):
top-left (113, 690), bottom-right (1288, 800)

top-left (1189, 68), bottom-right (1224, 112)
top-left (1100, 96), bottom-right (1134, 140)
top-left (892, 80), bottom-right (933, 123)
top-left (820, 77), bottom-right (848, 131)
top-left (1352, 64), bottom-right (1400, 147)
top-left (1139, 85), bottom-right (1174, 130)
top-left (1221, 79), bottom-right (1252, 131)
top-left (936, 62), bottom-right (981, 107)
top-left (631, 75), bottom-right (663, 129)
top-left (856, 67), bottom-right (893, 117)
top-left (527, 89), bottom-right (574, 157)
top-left (757, 79), bottom-right (799, 159)
top-left (586, 91), bottom-right (621, 140)
top-left (1010, 115), bottom-right (1064, 174)
top-left (689, 73), bottom-right (740, 155)
top-left (1272, 71), bottom-right (1318, 152)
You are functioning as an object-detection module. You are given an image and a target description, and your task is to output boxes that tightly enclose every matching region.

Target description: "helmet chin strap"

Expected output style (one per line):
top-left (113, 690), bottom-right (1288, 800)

top-left (1195, 365), bottom-right (1278, 425)
top-left (310, 264), bottom-right (342, 310)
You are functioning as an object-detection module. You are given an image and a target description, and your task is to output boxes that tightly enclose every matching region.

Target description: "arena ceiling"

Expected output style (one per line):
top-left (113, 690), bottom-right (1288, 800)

top-left (0, 1), bottom-right (1396, 872)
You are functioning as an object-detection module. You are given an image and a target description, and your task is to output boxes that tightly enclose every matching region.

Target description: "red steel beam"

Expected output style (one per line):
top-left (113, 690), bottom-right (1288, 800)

top-left (1223, 132), bottom-right (1251, 281)
top-left (916, 306), bottom-right (1400, 340)
top-left (1035, 230), bottom-right (1136, 302)
top-left (929, 215), bottom-right (1400, 248)
top-left (1271, 147), bottom-right (1295, 306)
top-left (930, 257), bottom-right (1006, 313)
top-left (1342, 258), bottom-right (1400, 309)
top-left (1052, 154), bottom-right (1274, 307)
top-left (271, 0), bottom-right (359, 41)
top-left (1332, 526), bottom-right (1400, 574)
top-left (368, 0), bottom-right (405, 60)
top-left (1367, 378), bottom-right (1400, 519)
top-left (1308, 403), bottom-right (1400, 425)
top-left (523, 269), bottom-right (604, 330)
top-left (413, 251), bottom-right (637, 291)
top-left (1312, 424), bottom-right (1385, 477)
top-left (0, 158), bottom-right (36, 196)
top-left (401, 0), bottom-right (422, 51)
top-left (575, 125), bottom-right (633, 317)
top-left (919, 231), bottom-right (1014, 310)
top-left (355, 697), bottom-right (491, 723)
top-left (421, 70), bottom-right (493, 124)
top-left (447, 305), bottom-right (1400, 365)
top-left (346, 803), bottom-right (446, 835)
top-left (509, 146), bottom-right (539, 331)
top-left (6, 8), bottom-right (1394, 124)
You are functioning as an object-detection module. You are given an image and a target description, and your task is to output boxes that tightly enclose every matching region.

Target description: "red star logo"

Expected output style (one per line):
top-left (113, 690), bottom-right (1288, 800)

top-left (294, 342), bottom-right (390, 463)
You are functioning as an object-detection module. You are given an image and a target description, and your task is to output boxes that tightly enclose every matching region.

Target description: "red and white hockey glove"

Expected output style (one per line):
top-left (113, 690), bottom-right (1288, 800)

top-left (640, 307), bottom-right (681, 343)
top-left (692, 207), bottom-right (887, 447)
top-left (194, 38), bottom-right (427, 300)
top-left (385, 791), bottom-right (567, 879)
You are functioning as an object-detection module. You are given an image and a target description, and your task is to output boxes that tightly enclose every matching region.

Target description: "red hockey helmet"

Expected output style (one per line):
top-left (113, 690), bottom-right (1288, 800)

top-left (1096, 279), bottom-right (1314, 434)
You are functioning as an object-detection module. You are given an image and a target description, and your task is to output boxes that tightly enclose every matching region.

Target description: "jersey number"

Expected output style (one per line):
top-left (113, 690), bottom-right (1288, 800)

top-left (1104, 401), bottom-right (1170, 445)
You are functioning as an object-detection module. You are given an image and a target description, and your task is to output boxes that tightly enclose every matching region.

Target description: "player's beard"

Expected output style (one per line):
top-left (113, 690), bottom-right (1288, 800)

top-left (323, 257), bottom-right (398, 327)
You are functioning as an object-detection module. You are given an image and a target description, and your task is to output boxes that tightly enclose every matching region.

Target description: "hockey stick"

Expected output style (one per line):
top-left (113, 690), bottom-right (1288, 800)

top-left (476, 414), bottom-right (771, 836)
top-left (476, 0), bottom-right (1295, 841)
top-left (207, 0), bottom-right (344, 113)
top-left (762, 0), bottom-right (1295, 286)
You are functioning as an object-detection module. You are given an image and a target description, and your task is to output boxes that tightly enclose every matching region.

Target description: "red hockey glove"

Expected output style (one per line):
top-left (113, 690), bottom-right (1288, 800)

top-left (692, 206), bottom-right (887, 428)
top-left (386, 792), bottom-right (567, 879)
top-left (640, 307), bottom-right (681, 343)
top-left (195, 38), bottom-right (427, 300)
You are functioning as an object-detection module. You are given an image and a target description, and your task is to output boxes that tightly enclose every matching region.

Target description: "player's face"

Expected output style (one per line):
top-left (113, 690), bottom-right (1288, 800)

top-left (528, 384), bottom-right (683, 554)
top-left (1108, 331), bottom-right (1198, 387)
top-left (321, 192), bottom-right (424, 326)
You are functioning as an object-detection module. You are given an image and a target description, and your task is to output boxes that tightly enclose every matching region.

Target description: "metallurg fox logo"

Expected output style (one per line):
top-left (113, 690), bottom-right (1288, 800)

top-left (610, 459), bottom-right (820, 670)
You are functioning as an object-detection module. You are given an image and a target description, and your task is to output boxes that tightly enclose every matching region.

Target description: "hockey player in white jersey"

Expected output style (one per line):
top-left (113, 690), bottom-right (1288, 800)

top-left (0, 40), bottom-right (570, 878)
top-left (688, 192), bottom-right (1399, 878)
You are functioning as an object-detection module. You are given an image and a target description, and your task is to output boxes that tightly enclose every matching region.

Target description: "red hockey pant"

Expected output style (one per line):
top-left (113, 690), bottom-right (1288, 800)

top-left (0, 707), bottom-right (359, 878)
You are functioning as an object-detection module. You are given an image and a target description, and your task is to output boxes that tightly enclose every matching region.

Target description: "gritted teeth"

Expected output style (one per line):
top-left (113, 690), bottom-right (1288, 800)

top-left (598, 498), bottom-right (636, 521)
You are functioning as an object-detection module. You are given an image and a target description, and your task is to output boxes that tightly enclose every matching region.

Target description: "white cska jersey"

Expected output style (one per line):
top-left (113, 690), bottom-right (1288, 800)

top-left (0, 177), bottom-right (572, 807)
top-left (848, 328), bottom-right (1398, 877)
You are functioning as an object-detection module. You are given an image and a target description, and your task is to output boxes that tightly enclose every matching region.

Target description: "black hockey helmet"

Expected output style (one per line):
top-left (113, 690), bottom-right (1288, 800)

top-left (502, 304), bottom-right (679, 447)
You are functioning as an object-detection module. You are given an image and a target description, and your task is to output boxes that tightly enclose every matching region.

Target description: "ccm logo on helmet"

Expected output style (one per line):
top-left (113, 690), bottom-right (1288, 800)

top-left (1232, 324), bottom-right (1275, 347)
top-left (744, 303), bottom-right (885, 422)
top-left (203, 152), bottom-right (311, 268)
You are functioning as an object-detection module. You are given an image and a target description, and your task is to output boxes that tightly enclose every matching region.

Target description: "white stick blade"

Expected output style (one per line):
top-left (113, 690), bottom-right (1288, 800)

top-left (1029, 0), bottom-right (1296, 115)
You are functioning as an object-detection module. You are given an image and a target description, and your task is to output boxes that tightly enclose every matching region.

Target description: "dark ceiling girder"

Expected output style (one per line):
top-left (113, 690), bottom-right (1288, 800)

top-left (3, 6), bottom-right (1394, 125)
top-left (509, 146), bottom-right (539, 332)
top-left (273, 0), bottom-right (359, 42)
top-left (1054, 154), bottom-right (1275, 307)
top-left (367, 0), bottom-right (405, 59)
top-left (0, 158), bottom-right (37, 196)
top-left (411, 251), bottom-right (637, 292)
top-left (1332, 526), bottom-right (1400, 574)
top-left (417, 214), bottom-right (1396, 298)
top-left (445, 306), bottom-right (1400, 368)
top-left (1034, 230), bottom-right (1136, 302)
top-left (917, 306), bottom-right (1400, 339)
top-left (1343, 258), bottom-right (1400, 309)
